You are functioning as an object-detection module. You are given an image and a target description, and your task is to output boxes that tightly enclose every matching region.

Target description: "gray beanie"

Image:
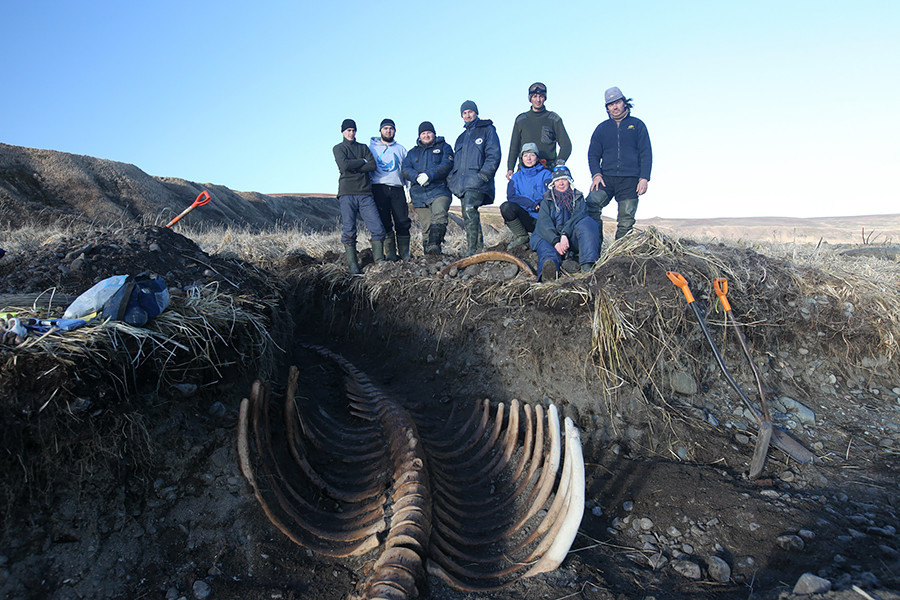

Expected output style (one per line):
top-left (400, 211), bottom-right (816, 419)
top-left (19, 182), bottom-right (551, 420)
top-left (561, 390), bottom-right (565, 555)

top-left (604, 87), bottom-right (625, 105)
top-left (520, 142), bottom-right (539, 157)
top-left (460, 100), bottom-right (478, 116)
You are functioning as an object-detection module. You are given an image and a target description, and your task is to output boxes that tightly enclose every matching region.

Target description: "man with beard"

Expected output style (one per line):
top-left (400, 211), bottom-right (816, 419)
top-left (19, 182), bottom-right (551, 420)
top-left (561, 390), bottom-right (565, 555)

top-left (332, 119), bottom-right (386, 274)
top-left (587, 86), bottom-right (653, 240)
top-left (506, 82), bottom-right (571, 179)
top-left (448, 100), bottom-right (501, 256)
top-left (368, 118), bottom-right (411, 260)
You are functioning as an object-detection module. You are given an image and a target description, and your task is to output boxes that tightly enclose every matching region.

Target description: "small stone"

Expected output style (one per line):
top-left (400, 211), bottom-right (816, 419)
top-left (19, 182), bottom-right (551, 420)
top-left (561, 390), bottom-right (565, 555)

top-left (666, 526), bottom-right (683, 538)
top-left (172, 383), bottom-right (198, 398)
top-left (591, 506), bottom-right (603, 518)
top-left (707, 556), bottom-right (731, 583)
top-left (776, 534), bottom-right (805, 551)
top-left (671, 559), bottom-right (702, 580)
top-left (149, 242), bottom-right (161, 252)
top-left (192, 580), bottom-right (211, 600)
top-left (798, 529), bottom-right (816, 541)
top-left (682, 543), bottom-right (694, 554)
top-left (638, 517), bottom-right (654, 531)
top-left (647, 553), bottom-right (667, 570)
top-left (734, 433), bottom-right (750, 445)
top-left (622, 501), bottom-right (634, 512)
top-left (780, 470), bottom-right (795, 482)
top-left (749, 522), bottom-right (761, 531)
top-left (668, 369), bottom-right (698, 395)
top-left (208, 401), bottom-right (226, 418)
top-left (792, 572), bottom-right (831, 595)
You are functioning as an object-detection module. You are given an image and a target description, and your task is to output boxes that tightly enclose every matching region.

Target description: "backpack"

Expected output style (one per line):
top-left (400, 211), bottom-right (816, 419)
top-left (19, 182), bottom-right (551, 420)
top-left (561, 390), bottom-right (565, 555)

top-left (64, 273), bottom-right (169, 326)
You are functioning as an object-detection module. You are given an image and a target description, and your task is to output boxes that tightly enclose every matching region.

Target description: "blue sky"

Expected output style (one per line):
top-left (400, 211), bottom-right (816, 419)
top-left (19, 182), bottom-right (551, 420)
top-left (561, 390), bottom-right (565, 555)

top-left (3, 1), bottom-right (898, 218)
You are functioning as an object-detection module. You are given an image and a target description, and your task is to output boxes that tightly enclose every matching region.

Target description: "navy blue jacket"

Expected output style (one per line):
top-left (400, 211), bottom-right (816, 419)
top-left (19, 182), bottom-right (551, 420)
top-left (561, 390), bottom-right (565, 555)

top-left (448, 118), bottom-right (501, 201)
top-left (587, 115), bottom-right (652, 180)
top-left (401, 136), bottom-right (454, 207)
top-left (506, 164), bottom-right (551, 219)
top-left (534, 188), bottom-right (589, 245)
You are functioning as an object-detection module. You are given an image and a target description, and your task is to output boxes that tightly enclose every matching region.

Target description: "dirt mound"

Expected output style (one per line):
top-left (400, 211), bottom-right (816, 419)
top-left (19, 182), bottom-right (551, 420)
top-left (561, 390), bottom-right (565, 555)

top-left (0, 142), bottom-right (340, 229)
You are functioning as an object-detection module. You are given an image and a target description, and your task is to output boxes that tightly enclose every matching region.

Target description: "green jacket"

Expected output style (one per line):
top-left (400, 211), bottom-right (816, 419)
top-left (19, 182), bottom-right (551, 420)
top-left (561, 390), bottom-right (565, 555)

top-left (507, 107), bottom-right (572, 172)
top-left (332, 139), bottom-right (376, 196)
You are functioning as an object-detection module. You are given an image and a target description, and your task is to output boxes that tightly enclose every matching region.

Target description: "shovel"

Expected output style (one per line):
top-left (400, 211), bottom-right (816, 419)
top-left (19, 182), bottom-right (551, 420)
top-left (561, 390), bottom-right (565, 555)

top-left (666, 271), bottom-right (816, 467)
top-left (165, 190), bottom-right (212, 228)
top-left (712, 278), bottom-right (773, 478)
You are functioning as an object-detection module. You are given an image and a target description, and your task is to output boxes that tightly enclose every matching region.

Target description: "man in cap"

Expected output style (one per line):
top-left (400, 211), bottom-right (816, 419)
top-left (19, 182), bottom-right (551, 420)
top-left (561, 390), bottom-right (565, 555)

top-left (506, 82), bottom-right (572, 180)
top-left (401, 121), bottom-right (454, 255)
top-left (501, 142), bottom-right (551, 249)
top-left (587, 86), bottom-right (653, 240)
top-left (368, 118), bottom-right (411, 260)
top-left (448, 100), bottom-right (501, 256)
top-left (332, 119), bottom-right (386, 274)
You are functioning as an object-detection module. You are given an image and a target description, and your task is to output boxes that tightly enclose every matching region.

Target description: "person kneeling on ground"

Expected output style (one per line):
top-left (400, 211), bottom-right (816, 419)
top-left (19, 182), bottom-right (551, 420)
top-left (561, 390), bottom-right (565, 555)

top-left (501, 142), bottom-right (551, 250)
top-left (401, 121), bottom-right (454, 255)
top-left (530, 166), bottom-right (601, 281)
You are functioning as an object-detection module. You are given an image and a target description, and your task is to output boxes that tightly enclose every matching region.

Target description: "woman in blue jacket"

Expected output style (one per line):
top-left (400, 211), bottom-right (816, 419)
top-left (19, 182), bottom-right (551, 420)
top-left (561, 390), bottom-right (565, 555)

top-left (401, 122), bottom-right (455, 254)
top-left (501, 142), bottom-right (551, 249)
top-left (531, 166), bottom-right (601, 281)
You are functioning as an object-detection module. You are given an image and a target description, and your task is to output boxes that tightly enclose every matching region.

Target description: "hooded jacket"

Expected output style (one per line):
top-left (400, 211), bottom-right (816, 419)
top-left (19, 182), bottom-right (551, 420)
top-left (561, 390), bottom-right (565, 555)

top-left (368, 137), bottom-right (408, 187)
top-left (534, 187), bottom-right (589, 246)
top-left (448, 118), bottom-right (501, 201)
top-left (506, 163), bottom-right (551, 219)
top-left (332, 139), bottom-right (376, 196)
top-left (401, 136), bottom-right (454, 207)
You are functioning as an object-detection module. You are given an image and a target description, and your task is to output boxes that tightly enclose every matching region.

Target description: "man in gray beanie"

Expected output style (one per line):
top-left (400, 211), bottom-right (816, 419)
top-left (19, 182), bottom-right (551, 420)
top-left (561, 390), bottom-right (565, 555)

top-left (447, 100), bottom-right (502, 255)
top-left (587, 86), bottom-right (653, 240)
top-left (332, 119), bottom-right (386, 274)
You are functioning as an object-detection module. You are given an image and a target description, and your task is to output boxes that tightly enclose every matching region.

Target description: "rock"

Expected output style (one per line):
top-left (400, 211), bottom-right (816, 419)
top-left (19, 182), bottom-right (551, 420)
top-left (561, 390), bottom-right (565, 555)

top-left (666, 526), bottom-right (683, 538)
top-left (637, 517), bottom-right (654, 531)
top-left (647, 553), bottom-right (667, 570)
top-left (192, 580), bottom-right (211, 599)
top-left (668, 369), bottom-right (698, 395)
top-left (778, 396), bottom-right (816, 426)
top-left (149, 242), bottom-right (161, 252)
top-left (671, 559), bottom-right (702, 580)
top-left (776, 534), bottom-right (805, 551)
top-left (707, 556), bottom-right (731, 583)
top-left (798, 529), bottom-right (816, 541)
top-left (734, 433), bottom-right (750, 445)
top-left (591, 506), bottom-right (603, 518)
top-left (792, 572), bottom-right (831, 595)
top-left (208, 401), bottom-right (226, 418)
top-left (622, 501), bottom-right (634, 512)
top-left (172, 383), bottom-right (198, 398)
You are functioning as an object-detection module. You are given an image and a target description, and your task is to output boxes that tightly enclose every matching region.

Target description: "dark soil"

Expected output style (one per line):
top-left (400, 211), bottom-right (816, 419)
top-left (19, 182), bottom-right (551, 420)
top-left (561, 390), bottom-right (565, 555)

top-left (1, 226), bottom-right (898, 600)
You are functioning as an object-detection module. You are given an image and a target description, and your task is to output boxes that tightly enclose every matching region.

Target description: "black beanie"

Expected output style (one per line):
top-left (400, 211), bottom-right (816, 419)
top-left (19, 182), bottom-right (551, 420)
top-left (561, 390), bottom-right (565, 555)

top-left (418, 121), bottom-right (435, 135)
top-left (341, 118), bottom-right (356, 132)
top-left (460, 100), bottom-right (478, 116)
top-left (380, 118), bottom-right (395, 129)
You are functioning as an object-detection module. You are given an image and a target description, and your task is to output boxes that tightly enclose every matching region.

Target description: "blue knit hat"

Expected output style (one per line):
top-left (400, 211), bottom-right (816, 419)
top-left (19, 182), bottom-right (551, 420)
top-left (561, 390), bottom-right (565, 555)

top-left (460, 100), bottom-right (478, 116)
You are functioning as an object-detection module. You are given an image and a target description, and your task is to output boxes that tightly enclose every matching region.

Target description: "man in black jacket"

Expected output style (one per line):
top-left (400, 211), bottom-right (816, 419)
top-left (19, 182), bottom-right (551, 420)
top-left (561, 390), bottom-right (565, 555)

top-left (332, 119), bottom-right (386, 274)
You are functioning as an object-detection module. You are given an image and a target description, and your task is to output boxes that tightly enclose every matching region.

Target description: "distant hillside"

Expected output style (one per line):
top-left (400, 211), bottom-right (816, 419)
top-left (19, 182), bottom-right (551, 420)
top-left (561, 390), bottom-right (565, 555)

top-left (0, 143), bottom-right (340, 230)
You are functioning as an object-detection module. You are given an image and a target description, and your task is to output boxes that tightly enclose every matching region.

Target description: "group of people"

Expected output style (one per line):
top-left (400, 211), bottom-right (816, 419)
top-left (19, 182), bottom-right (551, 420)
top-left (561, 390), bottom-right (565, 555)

top-left (332, 83), bottom-right (652, 280)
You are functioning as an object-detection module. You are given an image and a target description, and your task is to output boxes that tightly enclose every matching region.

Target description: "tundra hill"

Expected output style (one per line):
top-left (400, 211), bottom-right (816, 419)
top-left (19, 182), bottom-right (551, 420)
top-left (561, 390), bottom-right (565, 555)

top-left (0, 143), bottom-right (340, 230)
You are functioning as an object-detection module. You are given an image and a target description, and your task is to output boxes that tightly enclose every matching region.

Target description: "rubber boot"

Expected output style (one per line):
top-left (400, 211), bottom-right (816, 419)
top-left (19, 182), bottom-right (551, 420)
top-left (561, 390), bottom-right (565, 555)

top-left (506, 218), bottom-right (530, 249)
top-left (540, 259), bottom-right (558, 282)
top-left (371, 240), bottom-right (386, 264)
top-left (581, 262), bottom-right (594, 273)
top-left (344, 244), bottom-right (361, 275)
top-left (397, 235), bottom-right (411, 260)
top-left (384, 233), bottom-right (399, 261)
top-left (426, 224), bottom-right (446, 255)
top-left (464, 215), bottom-right (483, 256)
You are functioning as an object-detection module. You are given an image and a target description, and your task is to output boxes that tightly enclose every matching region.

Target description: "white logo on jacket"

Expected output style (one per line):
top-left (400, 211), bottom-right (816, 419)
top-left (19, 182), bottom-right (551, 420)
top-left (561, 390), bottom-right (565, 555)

top-left (432, 149), bottom-right (441, 154)
top-left (475, 138), bottom-right (483, 145)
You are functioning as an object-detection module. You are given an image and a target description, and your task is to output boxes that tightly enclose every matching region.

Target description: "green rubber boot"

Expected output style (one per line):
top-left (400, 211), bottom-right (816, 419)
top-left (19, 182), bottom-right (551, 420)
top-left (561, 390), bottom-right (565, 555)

top-left (384, 234), bottom-right (399, 261)
top-left (464, 215), bottom-right (483, 256)
top-left (397, 235), bottom-right (410, 260)
top-left (371, 240), bottom-right (386, 264)
top-left (344, 244), bottom-right (361, 275)
top-left (506, 218), bottom-right (530, 249)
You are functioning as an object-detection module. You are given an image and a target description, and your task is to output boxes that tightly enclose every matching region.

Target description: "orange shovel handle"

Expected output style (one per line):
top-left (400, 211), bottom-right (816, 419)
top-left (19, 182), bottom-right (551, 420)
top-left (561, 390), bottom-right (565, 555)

top-left (712, 278), bottom-right (732, 312)
top-left (165, 190), bottom-right (212, 228)
top-left (666, 271), bottom-right (694, 303)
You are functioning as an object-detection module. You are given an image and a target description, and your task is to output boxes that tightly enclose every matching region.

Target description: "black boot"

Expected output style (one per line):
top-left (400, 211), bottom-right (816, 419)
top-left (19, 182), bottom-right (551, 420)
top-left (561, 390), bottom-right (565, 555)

top-left (344, 244), bottom-right (361, 275)
top-left (540, 259), bottom-right (558, 282)
top-left (397, 235), bottom-right (411, 260)
top-left (426, 224), bottom-right (446, 255)
top-left (384, 234), bottom-right (399, 261)
top-left (464, 215), bottom-right (483, 256)
top-left (371, 240), bottom-right (386, 265)
top-left (506, 218), bottom-right (529, 249)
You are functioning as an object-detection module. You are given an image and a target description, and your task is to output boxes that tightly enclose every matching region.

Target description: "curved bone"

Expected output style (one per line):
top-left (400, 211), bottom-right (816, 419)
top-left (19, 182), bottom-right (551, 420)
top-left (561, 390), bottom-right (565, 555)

top-left (438, 250), bottom-right (537, 279)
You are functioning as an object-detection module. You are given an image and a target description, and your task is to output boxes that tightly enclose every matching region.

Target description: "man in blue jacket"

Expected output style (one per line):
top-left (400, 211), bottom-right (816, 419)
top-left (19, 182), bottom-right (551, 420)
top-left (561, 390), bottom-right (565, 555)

top-left (401, 121), bottom-right (454, 255)
top-left (587, 86), bottom-right (652, 240)
top-left (448, 100), bottom-right (501, 256)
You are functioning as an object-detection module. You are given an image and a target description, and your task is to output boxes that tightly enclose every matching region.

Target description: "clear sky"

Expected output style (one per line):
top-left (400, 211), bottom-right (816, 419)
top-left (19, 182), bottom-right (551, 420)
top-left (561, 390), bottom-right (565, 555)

top-left (3, 1), bottom-right (898, 219)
